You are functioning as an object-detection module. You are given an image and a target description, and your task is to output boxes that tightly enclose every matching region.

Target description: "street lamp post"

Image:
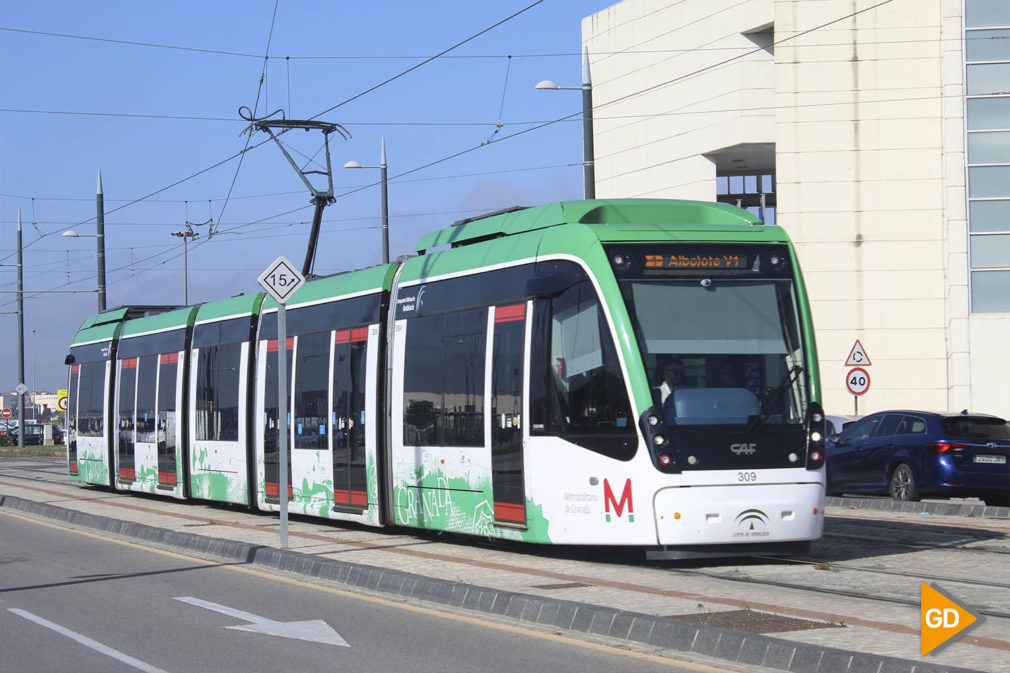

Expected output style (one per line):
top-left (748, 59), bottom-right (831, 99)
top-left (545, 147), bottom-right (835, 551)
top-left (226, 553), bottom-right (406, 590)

top-left (536, 47), bottom-right (595, 199)
top-left (63, 230), bottom-right (108, 311)
top-left (344, 137), bottom-right (389, 264)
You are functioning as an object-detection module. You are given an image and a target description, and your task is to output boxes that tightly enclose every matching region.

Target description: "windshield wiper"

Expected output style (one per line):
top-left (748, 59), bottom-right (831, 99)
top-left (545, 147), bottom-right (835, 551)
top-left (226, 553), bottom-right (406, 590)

top-left (747, 365), bottom-right (803, 434)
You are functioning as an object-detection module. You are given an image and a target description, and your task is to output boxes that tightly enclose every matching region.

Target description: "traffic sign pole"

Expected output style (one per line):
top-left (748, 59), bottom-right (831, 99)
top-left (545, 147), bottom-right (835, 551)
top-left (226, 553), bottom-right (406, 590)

top-left (277, 302), bottom-right (289, 549)
top-left (845, 367), bottom-right (871, 414)
top-left (257, 256), bottom-right (305, 550)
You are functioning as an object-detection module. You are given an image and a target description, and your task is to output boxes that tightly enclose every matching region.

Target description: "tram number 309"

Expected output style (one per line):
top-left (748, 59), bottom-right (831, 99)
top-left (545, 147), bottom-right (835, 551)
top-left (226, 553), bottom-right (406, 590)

top-left (738, 471), bottom-right (758, 482)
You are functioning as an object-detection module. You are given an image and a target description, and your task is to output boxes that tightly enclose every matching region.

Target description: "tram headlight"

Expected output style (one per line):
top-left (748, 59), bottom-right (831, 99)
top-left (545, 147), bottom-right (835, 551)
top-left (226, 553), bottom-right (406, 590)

top-left (658, 453), bottom-right (673, 467)
top-left (805, 401), bottom-right (827, 470)
top-left (653, 434), bottom-right (666, 446)
top-left (647, 414), bottom-right (660, 427)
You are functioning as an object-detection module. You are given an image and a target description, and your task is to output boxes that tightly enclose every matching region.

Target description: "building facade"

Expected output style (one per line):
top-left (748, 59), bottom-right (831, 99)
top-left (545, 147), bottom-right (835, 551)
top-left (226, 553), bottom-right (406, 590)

top-left (583, 0), bottom-right (1010, 418)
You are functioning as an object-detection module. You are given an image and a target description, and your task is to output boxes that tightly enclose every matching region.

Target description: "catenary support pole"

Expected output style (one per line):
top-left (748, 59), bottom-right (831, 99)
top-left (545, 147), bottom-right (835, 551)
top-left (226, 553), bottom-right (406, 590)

top-left (17, 210), bottom-right (25, 448)
top-left (96, 170), bottom-right (107, 312)
top-left (582, 47), bottom-right (595, 200)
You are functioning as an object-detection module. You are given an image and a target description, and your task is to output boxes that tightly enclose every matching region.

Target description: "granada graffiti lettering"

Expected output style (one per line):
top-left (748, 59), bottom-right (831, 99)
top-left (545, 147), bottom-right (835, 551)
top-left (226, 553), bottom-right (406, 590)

top-left (394, 466), bottom-right (550, 542)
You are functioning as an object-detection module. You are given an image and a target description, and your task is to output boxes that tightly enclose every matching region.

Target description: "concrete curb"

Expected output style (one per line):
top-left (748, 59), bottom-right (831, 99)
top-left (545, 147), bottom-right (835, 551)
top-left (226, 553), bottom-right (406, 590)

top-left (827, 496), bottom-right (1010, 519)
top-left (0, 494), bottom-right (979, 673)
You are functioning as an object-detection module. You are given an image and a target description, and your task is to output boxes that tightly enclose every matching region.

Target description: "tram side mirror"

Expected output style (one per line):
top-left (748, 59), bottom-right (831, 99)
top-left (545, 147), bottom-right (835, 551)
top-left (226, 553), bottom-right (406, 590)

top-left (525, 273), bottom-right (577, 299)
top-left (64, 353), bottom-right (76, 365)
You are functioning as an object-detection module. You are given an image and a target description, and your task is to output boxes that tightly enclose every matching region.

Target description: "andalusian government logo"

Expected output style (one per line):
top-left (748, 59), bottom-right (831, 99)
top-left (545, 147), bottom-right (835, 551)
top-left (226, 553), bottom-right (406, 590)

top-left (733, 508), bottom-right (770, 537)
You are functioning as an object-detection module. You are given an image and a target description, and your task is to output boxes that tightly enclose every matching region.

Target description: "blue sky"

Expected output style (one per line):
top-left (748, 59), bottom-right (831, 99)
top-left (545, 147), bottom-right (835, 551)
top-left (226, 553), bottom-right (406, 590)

top-left (0, 0), bottom-right (616, 394)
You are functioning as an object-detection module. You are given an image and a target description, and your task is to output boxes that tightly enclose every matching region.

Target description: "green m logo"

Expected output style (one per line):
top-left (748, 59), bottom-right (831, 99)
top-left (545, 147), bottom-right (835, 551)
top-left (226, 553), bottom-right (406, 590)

top-left (735, 508), bottom-right (769, 531)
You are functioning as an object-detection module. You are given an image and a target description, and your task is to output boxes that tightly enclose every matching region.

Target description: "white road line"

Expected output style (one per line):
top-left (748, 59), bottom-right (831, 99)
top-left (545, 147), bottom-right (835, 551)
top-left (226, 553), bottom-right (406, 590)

top-left (8, 608), bottom-right (171, 673)
top-left (173, 596), bottom-right (269, 624)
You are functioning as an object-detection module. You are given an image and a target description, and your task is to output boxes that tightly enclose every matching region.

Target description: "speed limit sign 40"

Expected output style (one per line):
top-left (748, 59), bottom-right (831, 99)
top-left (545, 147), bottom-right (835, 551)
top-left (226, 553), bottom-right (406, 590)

top-left (846, 367), bottom-right (871, 396)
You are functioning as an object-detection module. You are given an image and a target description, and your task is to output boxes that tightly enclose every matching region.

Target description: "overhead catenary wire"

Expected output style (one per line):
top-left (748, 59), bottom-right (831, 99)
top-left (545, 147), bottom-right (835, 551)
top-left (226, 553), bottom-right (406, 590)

top-left (213, 0), bottom-right (281, 237)
top-left (5, 25), bottom-right (978, 60)
top-left (1, 0), bottom-right (549, 271)
top-left (3, 0), bottom-right (912, 303)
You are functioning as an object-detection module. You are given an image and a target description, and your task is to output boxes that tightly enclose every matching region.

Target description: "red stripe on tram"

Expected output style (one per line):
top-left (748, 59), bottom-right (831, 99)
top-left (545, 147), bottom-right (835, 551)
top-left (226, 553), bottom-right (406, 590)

top-left (158, 472), bottom-right (178, 485)
top-left (494, 501), bottom-right (525, 523)
top-left (267, 338), bottom-right (294, 352)
top-left (159, 352), bottom-right (179, 365)
top-left (265, 482), bottom-right (293, 497)
top-left (120, 358), bottom-right (137, 370)
top-left (333, 490), bottom-right (368, 506)
top-left (495, 304), bottom-right (525, 323)
top-left (351, 327), bottom-right (369, 342)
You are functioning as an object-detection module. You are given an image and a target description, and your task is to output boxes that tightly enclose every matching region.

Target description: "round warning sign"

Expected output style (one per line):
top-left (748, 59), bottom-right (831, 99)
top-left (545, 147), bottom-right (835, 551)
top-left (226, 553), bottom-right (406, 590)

top-left (845, 367), bottom-right (871, 396)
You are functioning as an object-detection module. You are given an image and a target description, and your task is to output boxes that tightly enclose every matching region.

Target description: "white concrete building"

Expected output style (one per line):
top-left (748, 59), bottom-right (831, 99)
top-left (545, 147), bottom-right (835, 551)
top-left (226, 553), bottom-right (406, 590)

top-left (583, 0), bottom-right (1010, 418)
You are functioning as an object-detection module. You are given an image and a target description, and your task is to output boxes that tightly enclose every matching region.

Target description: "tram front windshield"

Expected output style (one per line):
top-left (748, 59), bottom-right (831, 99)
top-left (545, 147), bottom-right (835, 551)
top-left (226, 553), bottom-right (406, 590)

top-left (621, 278), bottom-right (807, 427)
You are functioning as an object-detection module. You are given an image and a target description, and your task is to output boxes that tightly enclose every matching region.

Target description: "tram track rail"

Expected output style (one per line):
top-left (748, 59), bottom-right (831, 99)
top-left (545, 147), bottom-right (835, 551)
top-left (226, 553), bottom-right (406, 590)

top-left (667, 557), bottom-right (1010, 620)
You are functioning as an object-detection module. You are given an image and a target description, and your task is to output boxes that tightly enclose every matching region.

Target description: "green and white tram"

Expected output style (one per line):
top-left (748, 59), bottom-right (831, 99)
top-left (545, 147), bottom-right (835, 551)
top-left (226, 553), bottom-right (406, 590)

top-left (66, 199), bottom-right (826, 557)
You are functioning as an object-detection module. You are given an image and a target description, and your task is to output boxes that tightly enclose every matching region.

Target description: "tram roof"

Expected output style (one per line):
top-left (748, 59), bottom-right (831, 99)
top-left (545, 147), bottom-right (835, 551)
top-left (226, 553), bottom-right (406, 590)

top-left (193, 292), bottom-right (265, 324)
top-left (414, 199), bottom-right (766, 253)
top-left (72, 305), bottom-right (180, 346)
top-left (120, 305), bottom-right (199, 338)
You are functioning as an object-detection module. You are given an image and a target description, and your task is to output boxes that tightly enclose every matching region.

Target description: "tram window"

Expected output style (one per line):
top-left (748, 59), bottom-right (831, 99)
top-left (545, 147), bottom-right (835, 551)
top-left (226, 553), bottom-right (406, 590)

top-left (403, 308), bottom-right (486, 447)
top-left (536, 282), bottom-right (635, 459)
top-left (67, 367), bottom-right (80, 437)
top-left (294, 331), bottom-right (329, 450)
top-left (195, 342), bottom-right (242, 441)
top-left (443, 310), bottom-right (486, 446)
top-left (135, 354), bottom-right (158, 443)
top-left (332, 331), bottom-right (368, 451)
top-left (403, 314), bottom-right (442, 446)
top-left (157, 355), bottom-right (178, 478)
top-left (77, 361), bottom-right (106, 438)
top-left (118, 359), bottom-right (137, 473)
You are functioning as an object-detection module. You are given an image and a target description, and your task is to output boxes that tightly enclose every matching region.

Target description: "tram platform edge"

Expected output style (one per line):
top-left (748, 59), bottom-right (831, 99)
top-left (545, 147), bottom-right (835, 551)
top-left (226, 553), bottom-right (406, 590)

top-left (0, 493), bottom-right (985, 673)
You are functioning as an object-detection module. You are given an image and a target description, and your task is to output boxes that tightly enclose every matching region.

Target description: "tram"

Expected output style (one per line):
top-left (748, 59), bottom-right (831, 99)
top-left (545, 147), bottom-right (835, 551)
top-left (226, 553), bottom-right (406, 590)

top-left (65, 199), bottom-right (826, 557)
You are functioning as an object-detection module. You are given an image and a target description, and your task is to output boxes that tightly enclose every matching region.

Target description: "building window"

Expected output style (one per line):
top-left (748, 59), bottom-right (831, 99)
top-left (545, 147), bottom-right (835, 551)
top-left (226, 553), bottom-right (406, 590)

top-left (716, 173), bottom-right (776, 224)
top-left (965, 0), bottom-right (1010, 313)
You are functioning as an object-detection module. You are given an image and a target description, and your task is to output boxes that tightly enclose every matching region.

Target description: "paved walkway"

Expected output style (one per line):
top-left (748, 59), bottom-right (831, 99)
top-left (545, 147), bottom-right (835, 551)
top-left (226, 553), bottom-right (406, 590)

top-left (2, 457), bottom-right (1008, 673)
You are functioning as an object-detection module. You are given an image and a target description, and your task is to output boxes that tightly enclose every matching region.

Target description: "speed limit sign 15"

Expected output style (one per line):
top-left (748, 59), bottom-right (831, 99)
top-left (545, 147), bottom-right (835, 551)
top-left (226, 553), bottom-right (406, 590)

top-left (846, 367), bottom-right (871, 396)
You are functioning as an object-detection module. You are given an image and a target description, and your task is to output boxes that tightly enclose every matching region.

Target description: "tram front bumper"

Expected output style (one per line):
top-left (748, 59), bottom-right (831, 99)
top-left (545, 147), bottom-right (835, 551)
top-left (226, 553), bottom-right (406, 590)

top-left (653, 482), bottom-right (824, 546)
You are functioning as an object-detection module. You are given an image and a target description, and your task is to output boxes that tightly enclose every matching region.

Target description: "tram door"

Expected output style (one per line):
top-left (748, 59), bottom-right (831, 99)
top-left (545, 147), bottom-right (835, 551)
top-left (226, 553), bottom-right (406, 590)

top-left (263, 337), bottom-right (293, 502)
top-left (331, 328), bottom-right (369, 511)
top-left (491, 303), bottom-right (527, 527)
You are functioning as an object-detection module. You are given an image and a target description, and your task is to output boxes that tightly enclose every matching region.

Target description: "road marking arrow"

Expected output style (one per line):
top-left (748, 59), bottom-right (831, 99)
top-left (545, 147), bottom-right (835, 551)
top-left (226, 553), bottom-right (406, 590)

top-left (174, 596), bottom-right (349, 647)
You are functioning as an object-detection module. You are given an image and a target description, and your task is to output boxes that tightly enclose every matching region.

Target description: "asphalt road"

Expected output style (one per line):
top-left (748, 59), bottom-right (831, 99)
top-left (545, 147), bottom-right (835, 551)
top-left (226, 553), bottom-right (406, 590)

top-left (0, 512), bottom-right (722, 673)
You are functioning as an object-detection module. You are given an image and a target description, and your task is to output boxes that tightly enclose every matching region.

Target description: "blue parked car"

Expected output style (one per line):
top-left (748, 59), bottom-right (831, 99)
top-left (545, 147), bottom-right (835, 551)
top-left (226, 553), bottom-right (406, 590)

top-left (826, 410), bottom-right (1010, 506)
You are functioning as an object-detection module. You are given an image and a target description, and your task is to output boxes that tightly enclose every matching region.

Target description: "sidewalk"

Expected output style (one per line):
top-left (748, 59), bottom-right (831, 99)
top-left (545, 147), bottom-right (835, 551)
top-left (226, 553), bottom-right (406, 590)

top-left (2, 459), bottom-right (1007, 673)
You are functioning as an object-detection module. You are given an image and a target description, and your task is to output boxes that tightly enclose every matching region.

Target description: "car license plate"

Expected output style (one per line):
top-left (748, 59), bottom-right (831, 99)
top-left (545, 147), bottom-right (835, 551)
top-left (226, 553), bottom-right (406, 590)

top-left (974, 454), bottom-right (1007, 464)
